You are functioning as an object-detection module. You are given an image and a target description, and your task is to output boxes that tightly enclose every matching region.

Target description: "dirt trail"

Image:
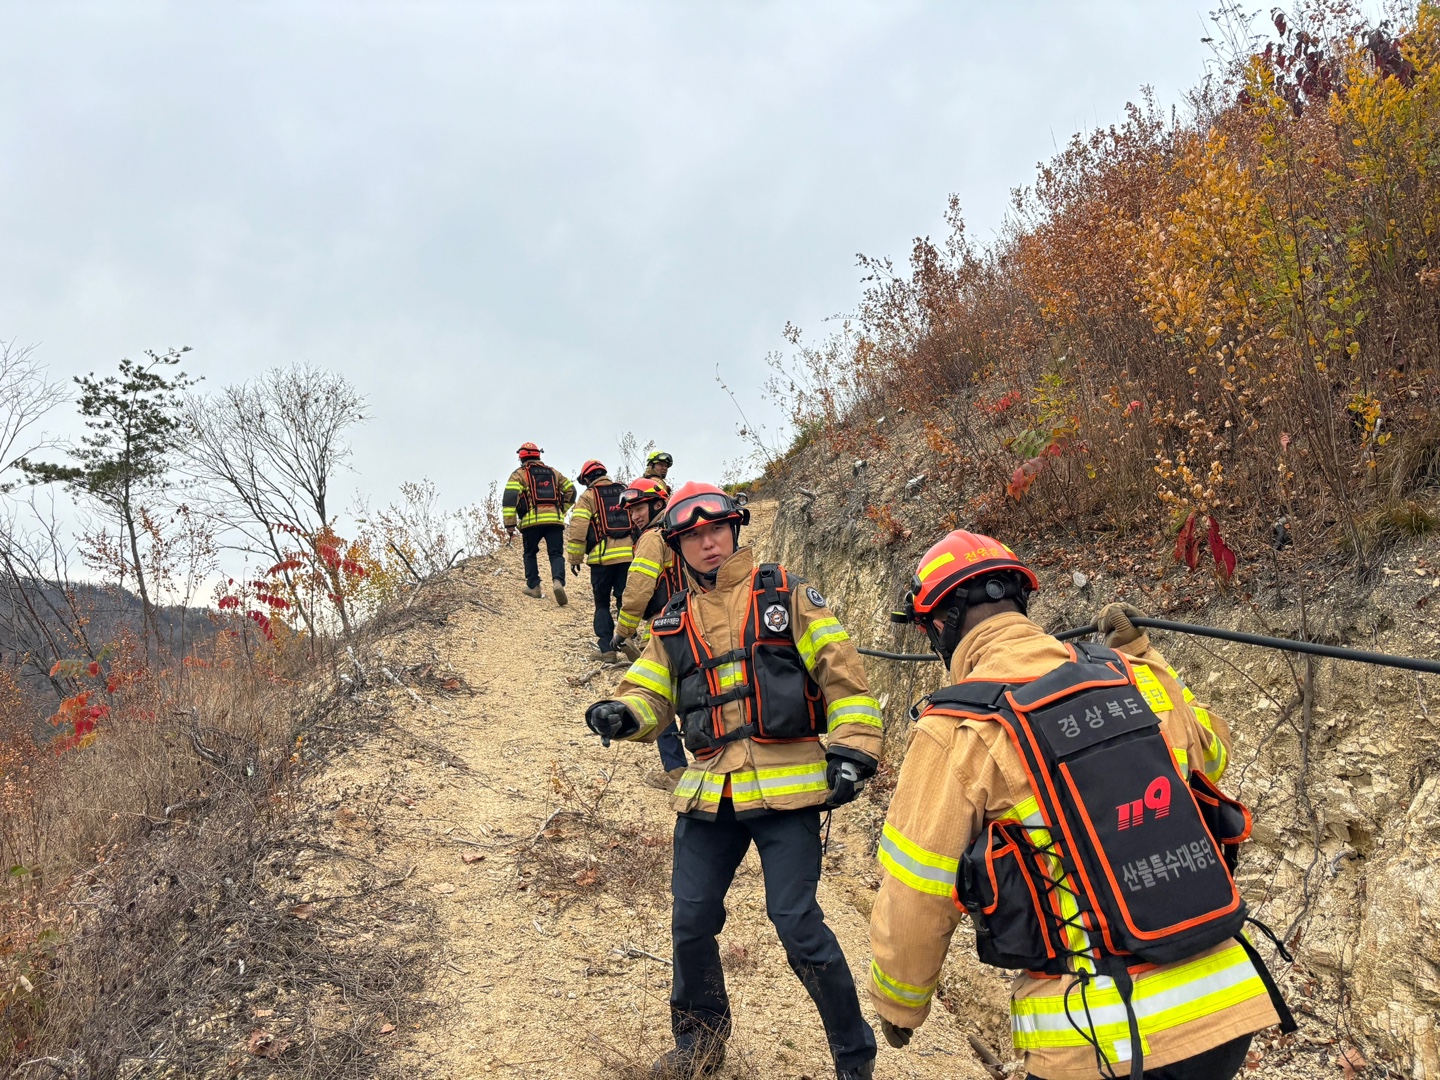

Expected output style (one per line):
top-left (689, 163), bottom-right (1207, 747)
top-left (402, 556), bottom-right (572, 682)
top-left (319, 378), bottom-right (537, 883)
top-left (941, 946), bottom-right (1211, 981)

top-left (292, 503), bottom-right (994, 1080)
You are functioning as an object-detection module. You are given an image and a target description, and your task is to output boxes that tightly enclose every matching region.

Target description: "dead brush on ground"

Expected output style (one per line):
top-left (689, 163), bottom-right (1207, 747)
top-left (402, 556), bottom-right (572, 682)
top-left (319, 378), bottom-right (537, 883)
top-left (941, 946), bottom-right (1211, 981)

top-left (518, 761), bottom-right (671, 909)
top-left (1, 642), bottom-right (438, 1079)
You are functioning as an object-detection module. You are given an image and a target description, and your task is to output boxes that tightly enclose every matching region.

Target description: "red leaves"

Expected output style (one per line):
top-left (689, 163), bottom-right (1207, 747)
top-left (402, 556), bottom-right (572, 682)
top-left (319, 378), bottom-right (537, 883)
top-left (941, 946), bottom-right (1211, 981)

top-left (217, 595), bottom-right (242, 611)
top-left (1007, 444), bottom-right (1062, 501)
top-left (247, 611), bottom-right (275, 640)
top-left (1175, 511), bottom-right (1238, 584)
top-left (265, 558), bottom-right (305, 576)
top-left (1208, 516), bottom-right (1237, 584)
top-left (1175, 512), bottom-right (1201, 570)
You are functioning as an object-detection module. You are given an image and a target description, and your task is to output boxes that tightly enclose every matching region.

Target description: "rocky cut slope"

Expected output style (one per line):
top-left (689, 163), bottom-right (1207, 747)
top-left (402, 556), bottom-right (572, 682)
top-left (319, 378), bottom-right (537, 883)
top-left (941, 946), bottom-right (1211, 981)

top-left (762, 434), bottom-right (1440, 1079)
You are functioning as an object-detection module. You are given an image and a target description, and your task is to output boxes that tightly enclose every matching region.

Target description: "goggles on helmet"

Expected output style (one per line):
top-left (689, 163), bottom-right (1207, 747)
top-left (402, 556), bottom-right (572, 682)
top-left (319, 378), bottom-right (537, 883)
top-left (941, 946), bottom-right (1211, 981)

top-left (619, 480), bottom-right (668, 509)
top-left (647, 451), bottom-right (673, 466)
top-left (662, 490), bottom-right (747, 538)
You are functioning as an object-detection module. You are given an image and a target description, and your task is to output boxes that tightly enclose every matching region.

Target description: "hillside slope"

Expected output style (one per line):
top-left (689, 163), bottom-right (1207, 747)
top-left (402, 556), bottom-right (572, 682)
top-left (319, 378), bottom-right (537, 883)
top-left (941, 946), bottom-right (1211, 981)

top-left (284, 503), bottom-right (994, 1080)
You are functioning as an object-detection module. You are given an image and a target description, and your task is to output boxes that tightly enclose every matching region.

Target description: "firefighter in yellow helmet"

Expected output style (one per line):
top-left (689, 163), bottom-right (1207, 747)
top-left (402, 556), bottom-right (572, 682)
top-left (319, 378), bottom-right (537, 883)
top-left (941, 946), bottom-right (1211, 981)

top-left (584, 482), bottom-right (882, 1080)
top-left (612, 477), bottom-right (690, 791)
top-left (868, 530), bottom-right (1293, 1080)
top-left (643, 449), bottom-right (674, 498)
top-left (502, 443), bottom-right (576, 604)
top-left (566, 459), bottom-right (636, 661)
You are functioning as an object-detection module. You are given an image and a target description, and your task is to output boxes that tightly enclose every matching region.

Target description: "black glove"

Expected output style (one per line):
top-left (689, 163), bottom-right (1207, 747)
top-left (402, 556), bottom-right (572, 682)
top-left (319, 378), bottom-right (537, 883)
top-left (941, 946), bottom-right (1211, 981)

top-left (1095, 601), bottom-right (1146, 648)
top-left (585, 700), bottom-right (638, 746)
top-left (880, 1017), bottom-right (913, 1049)
top-left (570, 562), bottom-right (581, 577)
top-left (824, 746), bottom-right (878, 808)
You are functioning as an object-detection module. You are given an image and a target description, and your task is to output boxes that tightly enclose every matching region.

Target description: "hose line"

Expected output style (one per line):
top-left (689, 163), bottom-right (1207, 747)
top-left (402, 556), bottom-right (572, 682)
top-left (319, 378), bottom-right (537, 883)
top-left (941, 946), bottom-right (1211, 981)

top-left (859, 616), bottom-right (1440, 675)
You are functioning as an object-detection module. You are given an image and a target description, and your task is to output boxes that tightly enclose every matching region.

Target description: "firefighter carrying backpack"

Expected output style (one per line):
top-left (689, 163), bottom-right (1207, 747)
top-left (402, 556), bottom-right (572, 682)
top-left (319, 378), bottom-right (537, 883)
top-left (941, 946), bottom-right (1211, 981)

top-left (518, 464), bottom-right (562, 518)
top-left (586, 481), bottom-right (633, 550)
top-left (650, 563), bottom-right (825, 756)
top-left (919, 642), bottom-right (1294, 1079)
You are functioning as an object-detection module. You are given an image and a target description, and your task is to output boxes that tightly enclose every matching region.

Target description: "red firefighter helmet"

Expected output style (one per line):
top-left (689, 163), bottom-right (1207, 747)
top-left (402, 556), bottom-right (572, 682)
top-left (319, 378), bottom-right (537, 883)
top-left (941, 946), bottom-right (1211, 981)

top-left (660, 481), bottom-right (749, 550)
top-left (517, 442), bottom-right (542, 461)
top-left (618, 477), bottom-right (670, 511)
top-left (578, 459), bottom-right (608, 484)
top-left (892, 530), bottom-right (1038, 663)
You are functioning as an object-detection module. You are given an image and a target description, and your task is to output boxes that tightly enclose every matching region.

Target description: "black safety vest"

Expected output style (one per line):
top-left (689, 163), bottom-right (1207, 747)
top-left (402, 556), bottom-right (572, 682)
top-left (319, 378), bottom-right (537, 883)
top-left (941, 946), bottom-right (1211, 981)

top-left (520, 464), bottom-right (561, 514)
top-left (651, 563), bottom-right (825, 757)
top-left (587, 482), bottom-right (632, 548)
top-left (918, 643), bottom-right (1296, 1078)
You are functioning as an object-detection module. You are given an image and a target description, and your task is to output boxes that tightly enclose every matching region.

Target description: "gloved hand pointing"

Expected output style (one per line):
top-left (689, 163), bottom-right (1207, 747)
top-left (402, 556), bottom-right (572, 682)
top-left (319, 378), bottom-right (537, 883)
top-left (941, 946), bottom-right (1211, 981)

top-left (585, 700), bottom-right (638, 746)
top-left (880, 1018), bottom-right (913, 1049)
top-left (824, 746), bottom-right (878, 808)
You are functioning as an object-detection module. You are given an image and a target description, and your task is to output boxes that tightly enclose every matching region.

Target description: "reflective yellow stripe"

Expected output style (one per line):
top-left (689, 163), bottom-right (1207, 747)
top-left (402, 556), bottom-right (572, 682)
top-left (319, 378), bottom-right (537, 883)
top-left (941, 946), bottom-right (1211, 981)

top-left (1011, 944), bottom-right (1266, 1053)
top-left (675, 769), bottom-right (726, 803)
top-left (631, 557), bottom-right (662, 579)
top-left (621, 695), bottom-right (660, 738)
top-left (876, 822), bottom-right (958, 896)
top-left (1132, 664), bottom-right (1174, 713)
top-left (616, 609), bottom-right (641, 633)
top-left (754, 761), bottom-right (827, 798)
top-left (797, 617), bottom-right (849, 669)
top-left (827, 694), bottom-right (883, 731)
top-left (918, 551), bottom-right (955, 581)
top-left (870, 961), bottom-right (936, 1009)
top-left (999, 797), bottom-right (1094, 966)
top-left (625, 658), bottom-right (674, 702)
top-left (1194, 707), bottom-right (1228, 780)
top-left (716, 661), bottom-right (745, 689)
top-left (1172, 747), bottom-right (1190, 778)
top-left (676, 764), bottom-right (827, 806)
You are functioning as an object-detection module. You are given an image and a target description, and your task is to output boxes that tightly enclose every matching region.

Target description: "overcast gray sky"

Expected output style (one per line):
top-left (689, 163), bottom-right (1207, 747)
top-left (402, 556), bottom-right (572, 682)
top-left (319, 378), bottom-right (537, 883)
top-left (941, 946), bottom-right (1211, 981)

top-left (1, 1), bottom-right (1223, 523)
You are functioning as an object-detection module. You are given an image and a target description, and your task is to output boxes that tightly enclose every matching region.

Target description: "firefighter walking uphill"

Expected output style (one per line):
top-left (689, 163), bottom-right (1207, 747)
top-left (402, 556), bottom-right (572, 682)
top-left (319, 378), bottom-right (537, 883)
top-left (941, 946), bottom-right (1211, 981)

top-left (584, 482), bottom-right (883, 1080)
top-left (643, 449), bottom-right (674, 498)
top-left (566, 460), bottom-right (635, 662)
top-left (502, 443), bottom-right (575, 605)
top-left (612, 477), bottom-right (690, 791)
top-left (869, 530), bottom-right (1295, 1080)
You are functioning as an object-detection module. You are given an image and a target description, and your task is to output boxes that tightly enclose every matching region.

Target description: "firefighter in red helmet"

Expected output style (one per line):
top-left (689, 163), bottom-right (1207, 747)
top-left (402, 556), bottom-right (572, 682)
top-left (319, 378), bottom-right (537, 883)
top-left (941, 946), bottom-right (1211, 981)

top-left (584, 482), bottom-right (881, 1080)
top-left (613, 477), bottom-right (689, 790)
top-left (566, 460), bottom-right (636, 661)
top-left (868, 530), bottom-right (1291, 1080)
top-left (502, 443), bottom-right (575, 604)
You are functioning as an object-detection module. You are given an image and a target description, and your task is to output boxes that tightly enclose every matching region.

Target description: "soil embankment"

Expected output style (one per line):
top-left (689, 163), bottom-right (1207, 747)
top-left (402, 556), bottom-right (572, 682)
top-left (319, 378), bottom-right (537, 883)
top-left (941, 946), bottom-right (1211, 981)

top-left (282, 502), bottom-right (993, 1080)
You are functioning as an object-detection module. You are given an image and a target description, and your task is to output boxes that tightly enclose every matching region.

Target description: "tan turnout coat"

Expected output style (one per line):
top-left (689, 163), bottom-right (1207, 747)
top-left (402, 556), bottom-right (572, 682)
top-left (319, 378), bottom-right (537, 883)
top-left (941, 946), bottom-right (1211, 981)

top-left (868, 613), bottom-right (1277, 1079)
top-left (610, 546), bottom-right (883, 816)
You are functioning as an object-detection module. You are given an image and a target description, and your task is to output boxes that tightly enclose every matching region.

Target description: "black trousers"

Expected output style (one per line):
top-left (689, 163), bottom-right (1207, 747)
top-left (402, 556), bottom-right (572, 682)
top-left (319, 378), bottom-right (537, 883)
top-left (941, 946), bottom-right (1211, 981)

top-left (589, 562), bottom-right (628, 650)
top-left (670, 801), bottom-right (876, 1071)
top-left (520, 525), bottom-right (565, 588)
top-left (1030, 1032), bottom-right (1252, 1080)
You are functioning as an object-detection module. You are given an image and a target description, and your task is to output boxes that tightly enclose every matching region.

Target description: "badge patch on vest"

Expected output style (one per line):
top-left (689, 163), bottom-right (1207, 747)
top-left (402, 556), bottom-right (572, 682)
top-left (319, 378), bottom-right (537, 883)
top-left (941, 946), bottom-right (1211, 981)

top-left (762, 603), bottom-right (790, 634)
top-left (805, 586), bottom-right (826, 608)
top-left (651, 613), bottom-right (683, 633)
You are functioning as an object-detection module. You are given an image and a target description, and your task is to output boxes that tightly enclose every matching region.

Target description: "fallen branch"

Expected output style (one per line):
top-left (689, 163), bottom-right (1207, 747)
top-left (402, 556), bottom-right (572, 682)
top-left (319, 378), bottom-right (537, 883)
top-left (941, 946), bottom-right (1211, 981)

top-left (967, 1034), bottom-right (1007, 1080)
top-left (566, 666), bottom-right (602, 688)
top-left (529, 808), bottom-right (582, 844)
top-left (614, 942), bottom-right (672, 966)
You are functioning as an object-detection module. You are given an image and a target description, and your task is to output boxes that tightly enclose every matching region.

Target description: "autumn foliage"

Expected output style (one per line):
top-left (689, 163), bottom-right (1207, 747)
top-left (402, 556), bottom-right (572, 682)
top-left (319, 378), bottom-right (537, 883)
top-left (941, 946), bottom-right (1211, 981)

top-left (773, 2), bottom-right (1440, 579)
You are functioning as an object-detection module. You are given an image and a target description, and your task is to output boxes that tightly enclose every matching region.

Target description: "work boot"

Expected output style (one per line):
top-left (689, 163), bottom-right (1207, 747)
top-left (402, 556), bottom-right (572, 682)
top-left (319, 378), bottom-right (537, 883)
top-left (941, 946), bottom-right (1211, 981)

top-left (836, 1060), bottom-right (875, 1080)
top-left (587, 649), bottom-right (619, 663)
top-left (552, 580), bottom-right (568, 607)
top-left (522, 584), bottom-right (543, 599)
top-left (649, 1040), bottom-right (725, 1079)
top-left (645, 766), bottom-right (687, 792)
